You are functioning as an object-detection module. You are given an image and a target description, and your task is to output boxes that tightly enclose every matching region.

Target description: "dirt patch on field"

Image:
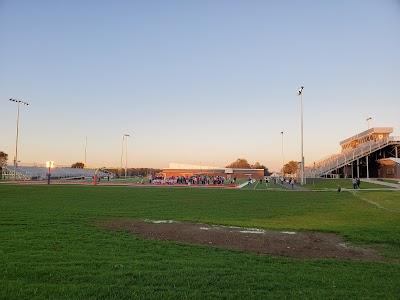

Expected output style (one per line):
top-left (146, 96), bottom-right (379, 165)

top-left (96, 219), bottom-right (386, 261)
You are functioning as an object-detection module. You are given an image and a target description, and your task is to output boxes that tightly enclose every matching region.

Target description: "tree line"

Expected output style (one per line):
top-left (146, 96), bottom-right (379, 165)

top-left (225, 158), bottom-right (270, 176)
top-left (226, 158), bottom-right (300, 176)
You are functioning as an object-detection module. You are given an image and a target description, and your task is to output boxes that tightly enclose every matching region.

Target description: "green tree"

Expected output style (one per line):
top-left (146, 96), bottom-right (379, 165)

top-left (284, 161), bottom-right (299, 174)
top-left (71, 162), bottom-right (85, 168)
top-left (226, 158), bottom-right (251, 169)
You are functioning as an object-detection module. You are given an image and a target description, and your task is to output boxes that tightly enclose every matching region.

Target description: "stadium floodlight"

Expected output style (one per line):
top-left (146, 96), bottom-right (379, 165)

top-left (281, 131), bottom-right (284, 179)
top-left (366, 117), bottom-right (372, 129)
top-left (121, 135), bottom-right (124, 175)
top-left (9, 98), bottom-right (29, 180)
top-left (124, 134), bottom-right (130, 178)
top-left (46, 161), bottom-right (55, 184)
top-left (296, 86), bottom-right (305, 185)
top-left (84, 136), bottom-right (87, 168)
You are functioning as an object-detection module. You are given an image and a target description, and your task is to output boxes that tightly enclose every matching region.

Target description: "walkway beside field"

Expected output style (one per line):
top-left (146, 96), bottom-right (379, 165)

top-left (360, 178), bottom-right (400, 189)
top-left (237, 179), bottom-right (309, 191)
top-left (280, 181), bottom-right (309, 191)
top-left (237, 179), bottom-right (256, 188)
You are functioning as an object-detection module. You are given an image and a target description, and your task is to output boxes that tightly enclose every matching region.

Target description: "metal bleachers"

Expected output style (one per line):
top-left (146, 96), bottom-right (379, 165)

top-left (1, 166), bottom-right (112, 180)
top-left (305, 136), bottom-right (400, 177)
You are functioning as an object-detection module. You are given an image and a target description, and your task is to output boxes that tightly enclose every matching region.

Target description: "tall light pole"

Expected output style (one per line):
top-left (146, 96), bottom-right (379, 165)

top-left (366, 117), bottom-right (372, 130)
top-left (46, 161), bottom-right (54, 185)
top-left (124, 134), bottom-right (130, 178)
top-left (120, 134), bottom-right (125, 177)
top-left (297, 86), bottom-right (305, 185)
top-left (84, 136), bottom-right (88, 168)
top-left (281, 131), bottom-right (284, 179)
top-left (9, 98), bottom-right (29, 180)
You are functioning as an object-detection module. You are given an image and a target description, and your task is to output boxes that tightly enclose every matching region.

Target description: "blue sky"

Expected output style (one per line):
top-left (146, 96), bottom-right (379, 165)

top-left (1, 0), bottom-right (399, 171)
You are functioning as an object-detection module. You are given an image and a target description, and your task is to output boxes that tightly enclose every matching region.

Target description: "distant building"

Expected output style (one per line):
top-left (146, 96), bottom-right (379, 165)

top-left (163, 163), bottom-right (264, 179)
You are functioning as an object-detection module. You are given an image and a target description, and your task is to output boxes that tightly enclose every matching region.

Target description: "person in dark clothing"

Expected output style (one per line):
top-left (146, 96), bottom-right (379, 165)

top-left (352, 177), bottom-right (357, 189)
top-left (356, 178), bottom-right (361, 189)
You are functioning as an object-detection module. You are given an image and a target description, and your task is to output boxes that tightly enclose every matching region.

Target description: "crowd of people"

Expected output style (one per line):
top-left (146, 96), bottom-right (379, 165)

top-left (149, 175), bottom-right (237, 185)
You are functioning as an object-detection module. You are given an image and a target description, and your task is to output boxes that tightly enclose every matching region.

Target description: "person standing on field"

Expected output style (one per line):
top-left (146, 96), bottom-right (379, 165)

top-left (352, 177), bottom-right (357, 189)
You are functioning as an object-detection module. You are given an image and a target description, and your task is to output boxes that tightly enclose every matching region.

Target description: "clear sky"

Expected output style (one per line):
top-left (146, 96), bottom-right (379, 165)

top-left (1, 0), bottom-right (399, 171)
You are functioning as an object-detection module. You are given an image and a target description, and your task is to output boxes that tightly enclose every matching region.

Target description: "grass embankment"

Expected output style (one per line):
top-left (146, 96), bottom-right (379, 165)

top-left (1, 185), bottom-right (399, 299)
top-left (304, 178), bottom-right (394, 190)
top-left (381, 179), bottom-right (400, 184)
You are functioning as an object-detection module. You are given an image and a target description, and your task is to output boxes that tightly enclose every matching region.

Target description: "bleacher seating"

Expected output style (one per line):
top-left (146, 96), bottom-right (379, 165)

top-left (2, 166), bottom-right (113, 180)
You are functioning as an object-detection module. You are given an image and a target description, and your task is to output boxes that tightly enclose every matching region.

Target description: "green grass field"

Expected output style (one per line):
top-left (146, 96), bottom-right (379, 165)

top-left (303, 178), bottom-right (394, 190)
top-left (380, 179), bottom-right (400, 184)
top-left (1, 184), bottom-right (399, 299)
top-left (240, 180), bottom-right (287, 190)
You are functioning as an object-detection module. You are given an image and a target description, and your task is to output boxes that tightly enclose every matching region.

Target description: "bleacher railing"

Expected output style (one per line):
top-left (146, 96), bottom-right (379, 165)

top-left (1, 166), bottom-right (113, 180)
top-left (305, 136), bottom-right (400, 177)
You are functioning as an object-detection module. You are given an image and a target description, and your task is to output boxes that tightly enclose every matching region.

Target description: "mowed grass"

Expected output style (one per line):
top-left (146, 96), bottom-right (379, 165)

top-left (241, 180), bottom-right (287, 190)
top-left (381, 179), bottom-right (400, 184)
top-left (1, 185), bottom-right (399, 299)
top-left (303, 178), bottom-right (394, 190)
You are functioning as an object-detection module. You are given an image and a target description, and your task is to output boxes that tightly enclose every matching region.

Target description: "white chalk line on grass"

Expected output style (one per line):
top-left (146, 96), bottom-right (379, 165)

top-left (237, 179), bottom-right (256, 189)
top-left (350, 191), bottom-right (399, 214)
top-left (253, 181), bottom-right (259, 190)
